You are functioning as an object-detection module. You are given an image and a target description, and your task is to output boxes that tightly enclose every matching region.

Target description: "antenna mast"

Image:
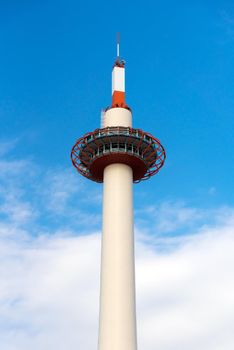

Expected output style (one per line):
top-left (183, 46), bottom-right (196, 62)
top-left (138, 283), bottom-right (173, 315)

top-left (117, 32), bottom-right (120, 59)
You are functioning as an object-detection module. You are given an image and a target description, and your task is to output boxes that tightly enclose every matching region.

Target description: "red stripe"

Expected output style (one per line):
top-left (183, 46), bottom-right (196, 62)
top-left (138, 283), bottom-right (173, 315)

top-left (112, 91), bottom-right (125, 106)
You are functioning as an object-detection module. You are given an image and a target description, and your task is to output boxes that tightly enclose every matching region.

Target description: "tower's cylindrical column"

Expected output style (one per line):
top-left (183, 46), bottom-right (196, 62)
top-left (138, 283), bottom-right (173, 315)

top-left (98, 107), bottom-right (137, 350)
top-left (104, 107), bottom-right (132, 128)
top-left (70, 55), bottom-right (166, 350)
top-left (98, 163), bottom-right (137, 350)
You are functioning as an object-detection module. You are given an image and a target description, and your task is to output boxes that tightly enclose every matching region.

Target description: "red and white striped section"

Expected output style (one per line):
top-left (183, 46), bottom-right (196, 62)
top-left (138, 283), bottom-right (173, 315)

top-left (112, 62), bottom-right (125, 107)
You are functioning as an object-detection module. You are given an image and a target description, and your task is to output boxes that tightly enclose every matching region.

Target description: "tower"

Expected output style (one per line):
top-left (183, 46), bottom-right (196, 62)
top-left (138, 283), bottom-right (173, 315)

top-left (71, 40), bottom-right (166, 350)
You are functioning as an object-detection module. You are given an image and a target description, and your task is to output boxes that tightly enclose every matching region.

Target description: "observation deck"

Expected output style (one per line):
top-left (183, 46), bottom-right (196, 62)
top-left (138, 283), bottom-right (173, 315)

top-left (71, 126), bottom-right (166, 183)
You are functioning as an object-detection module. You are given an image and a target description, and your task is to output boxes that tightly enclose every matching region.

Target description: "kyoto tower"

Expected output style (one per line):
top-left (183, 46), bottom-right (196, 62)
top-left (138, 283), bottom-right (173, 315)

top-left (71, 37), bottom-right (166, 350)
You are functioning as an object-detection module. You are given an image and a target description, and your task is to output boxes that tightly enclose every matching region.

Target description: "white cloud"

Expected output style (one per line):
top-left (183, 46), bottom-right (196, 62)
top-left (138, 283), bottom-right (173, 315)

top-left (41, 168), bottom-right (84, 214)
top-left (155, 201), bottom-right (202, 232)
top-left (136, 200), bottom-right (204, 234)
top-left (1, 142), bottom-right (234, 349)
top-left (0, 159), bottom-right (31, 179)
top-left (0, 159), bottom-right (37, 228)
top-left (136, 201), bottom-right (234, 240)
top-left (0, 231), bottom-right (100, 350)
top-left (136, 218), bottom-right (234, 350)
top-left (0, 208), bottom-right (234, 350)
top-left (0, 138), bottom-right (19, 157)
top-left (0, 196), bottom-right (36, 225)
top-left (0, 148), bottom-right (101, 230)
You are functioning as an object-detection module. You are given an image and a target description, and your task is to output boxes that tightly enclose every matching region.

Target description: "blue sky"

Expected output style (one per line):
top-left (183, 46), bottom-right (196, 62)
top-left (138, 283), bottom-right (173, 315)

top-left (1, 0), bottom-right (234, 208)
top-left (1, 1), bottom-right (234, 349)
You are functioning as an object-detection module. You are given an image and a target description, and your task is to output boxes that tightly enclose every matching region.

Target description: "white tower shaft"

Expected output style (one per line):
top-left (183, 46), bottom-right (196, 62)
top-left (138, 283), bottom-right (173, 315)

top-left (70, 43), bottom-right (166, 350)
top-left (98, 108), bottom-right (137, 350)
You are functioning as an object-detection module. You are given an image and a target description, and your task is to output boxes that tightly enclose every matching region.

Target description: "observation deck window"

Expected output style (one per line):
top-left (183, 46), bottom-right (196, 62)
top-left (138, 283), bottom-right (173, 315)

top-left (86, 135), bottom-right (92, 142)
top-left (127, 144), bottom-right (133, 152)
top-left (144, 135), bottom-right (151, 142)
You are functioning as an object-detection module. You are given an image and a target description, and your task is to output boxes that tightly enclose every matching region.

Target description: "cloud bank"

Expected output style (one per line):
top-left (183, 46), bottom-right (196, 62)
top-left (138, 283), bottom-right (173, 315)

top-left (1, 210), bottom-right (234, 349)
top-left (0, 141), bottom-right (234, 349)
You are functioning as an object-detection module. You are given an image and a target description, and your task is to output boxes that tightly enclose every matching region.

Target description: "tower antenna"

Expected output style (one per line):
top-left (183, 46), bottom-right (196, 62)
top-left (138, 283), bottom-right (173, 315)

top-left (117, 32), bottom-right (120, 59)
